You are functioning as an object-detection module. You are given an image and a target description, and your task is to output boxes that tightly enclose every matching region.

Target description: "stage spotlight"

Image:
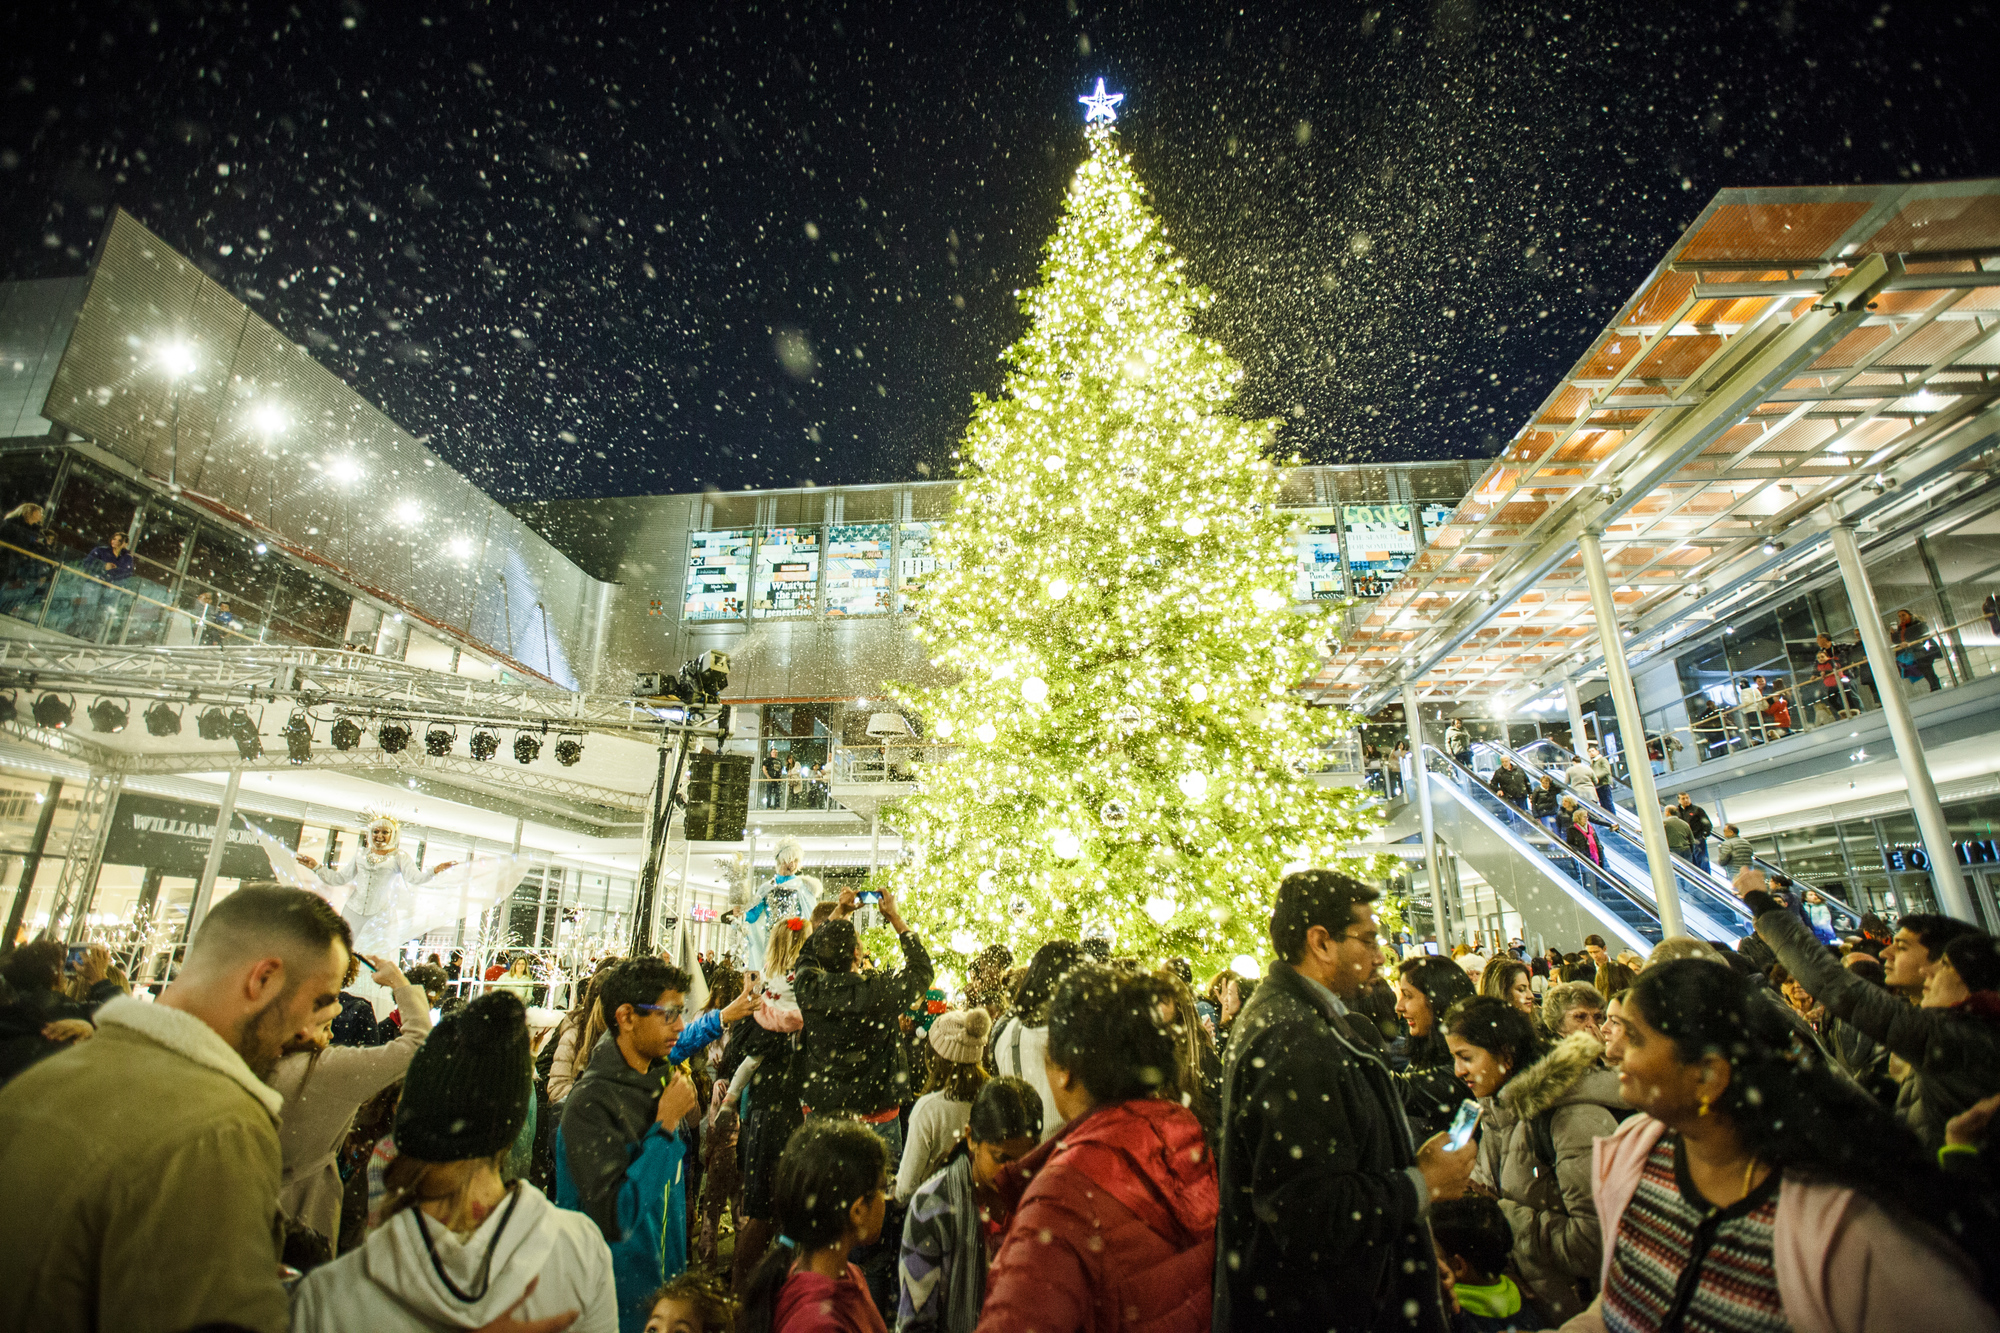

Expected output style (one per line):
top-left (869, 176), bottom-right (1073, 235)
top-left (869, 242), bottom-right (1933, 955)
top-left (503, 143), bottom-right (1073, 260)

top-left (424, 726), bottom-right (455, 758)
top-left (143, 702), bottom-right (182, 736)
top-left (87, 699), bottom-right (129, 734)
top-left (282, 712), bottom-right (312, 764)
top-left (197, 706), bottom-right (231, 740)
top-left (469, 730), bottom-right (499, 761)
top-left (378, 720), bottom-right (411, 754)
top-left (32, 694), bottom-right (74, 730)
top-left (513, 732), bottom-right (542, 764)
top-left (330, 717), bottom-right (363, 751)
top-left (555, 738), bottom-right (583, 767)
top-left (229, 709), bottom-right (262, 760)
top-left (0, 694), bottom-right (14, 725)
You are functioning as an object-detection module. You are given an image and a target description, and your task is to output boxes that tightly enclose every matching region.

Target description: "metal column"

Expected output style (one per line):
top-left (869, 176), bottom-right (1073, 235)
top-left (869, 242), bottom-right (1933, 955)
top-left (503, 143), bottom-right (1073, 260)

top-left (1401, 682), bottom-right (1447, 946)
top-left (1578, 531), bottom-right (1685, 938)
top-left (1830, 521), bottom-right (1974, 920)
top-left (53, 772), bottom-right (123, 942)
top-left (187, 769), bottom-right (243, 938)
top-left (1563, 677), bottom-right (1590, 760)
top-left (3, 776), bottom-right (63, 946)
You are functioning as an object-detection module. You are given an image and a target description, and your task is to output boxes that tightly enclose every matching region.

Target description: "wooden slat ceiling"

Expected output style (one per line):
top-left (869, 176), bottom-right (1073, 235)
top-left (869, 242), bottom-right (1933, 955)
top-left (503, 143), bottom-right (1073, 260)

top-left (1314, 181), bottom-right (2000, 714)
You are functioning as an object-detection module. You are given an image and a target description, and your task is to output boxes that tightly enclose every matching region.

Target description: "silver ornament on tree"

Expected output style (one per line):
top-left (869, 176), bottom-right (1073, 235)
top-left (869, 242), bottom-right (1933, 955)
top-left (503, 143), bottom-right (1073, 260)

top-left (1111, 703), bottom-right (1144, 736)
top-left (1099, 799), bottom-right (1130, 829)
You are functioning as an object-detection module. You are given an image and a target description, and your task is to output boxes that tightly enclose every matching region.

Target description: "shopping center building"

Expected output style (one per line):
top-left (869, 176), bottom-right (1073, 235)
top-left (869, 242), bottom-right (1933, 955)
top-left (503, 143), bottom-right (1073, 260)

top-left (0, 208), bottom-right (1476, 974)
top-left (5, 177), bottom-right (1996, 974)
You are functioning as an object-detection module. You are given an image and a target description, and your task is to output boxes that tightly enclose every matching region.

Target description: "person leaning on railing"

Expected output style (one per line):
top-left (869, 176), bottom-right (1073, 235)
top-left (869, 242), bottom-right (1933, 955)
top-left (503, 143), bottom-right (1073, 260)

top-left (0, 504), bottom-right (52, 615)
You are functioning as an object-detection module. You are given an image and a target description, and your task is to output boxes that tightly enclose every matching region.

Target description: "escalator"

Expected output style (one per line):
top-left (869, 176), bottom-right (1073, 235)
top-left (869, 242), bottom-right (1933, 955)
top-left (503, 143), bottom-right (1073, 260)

top-left (1415, 745), bottom-right (1665, 956)
top-left (1498, 738), bottom-right (1864, 933)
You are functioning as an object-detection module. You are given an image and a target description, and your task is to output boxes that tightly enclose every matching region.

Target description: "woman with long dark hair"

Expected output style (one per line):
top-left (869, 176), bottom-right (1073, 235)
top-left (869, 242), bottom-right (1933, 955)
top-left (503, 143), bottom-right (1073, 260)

top-left (739, 1118), bottom-right (892, 1333)
top-left (1445, 995), bottom-right (1620, 1322)
top-left (986, 939), bottom-right (1083, 1142)
top-left (896, 1076), bottom-right (1043, 1332)
top-left (1576, 959), bottom-right (1998, 1331)
top-left (1480, 958), bottom-right (1538, 1025)
top-left (1391, 954), bottom-right (1476, 1139)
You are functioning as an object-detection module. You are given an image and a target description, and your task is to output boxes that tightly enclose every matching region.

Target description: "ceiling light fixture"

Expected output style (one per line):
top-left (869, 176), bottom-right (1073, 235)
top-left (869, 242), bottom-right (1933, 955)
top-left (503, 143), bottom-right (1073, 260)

top-left (86, 698), bottom-right (128, 733)
top-left (378, 720), bottom-right (412, 754)
top-left (330, 717), bottom-right (363, 751)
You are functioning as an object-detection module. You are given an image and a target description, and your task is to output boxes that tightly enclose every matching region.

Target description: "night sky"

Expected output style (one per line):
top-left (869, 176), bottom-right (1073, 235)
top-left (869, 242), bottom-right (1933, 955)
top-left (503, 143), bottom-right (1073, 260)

top-left (4, 0), bottom-right (1997, 502)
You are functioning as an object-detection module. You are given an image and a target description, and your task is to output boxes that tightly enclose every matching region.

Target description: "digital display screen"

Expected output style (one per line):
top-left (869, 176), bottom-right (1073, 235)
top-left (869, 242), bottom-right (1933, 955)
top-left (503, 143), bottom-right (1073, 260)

top-left (754, 527), bottom-right (821, 616)
top-left (1343, 504), bottom-right (1415, 599)
top-left (1291, 507), bottom-right (1345, 602)
top-left (824, 524), bottom-right (892, 618)
top-left (684, 529), bottom-right (752, 621)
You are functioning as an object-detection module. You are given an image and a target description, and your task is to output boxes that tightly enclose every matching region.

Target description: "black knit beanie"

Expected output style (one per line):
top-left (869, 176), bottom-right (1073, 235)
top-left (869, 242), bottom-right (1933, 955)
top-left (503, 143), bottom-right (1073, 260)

top-left (394, 990), bottom-right (532, 1162)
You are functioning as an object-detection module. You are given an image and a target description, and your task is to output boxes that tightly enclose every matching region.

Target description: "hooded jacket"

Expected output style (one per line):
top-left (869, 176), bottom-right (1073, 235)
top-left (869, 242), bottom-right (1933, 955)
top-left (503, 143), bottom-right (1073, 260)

top-left (0, 995), bottom-right (290, 1333)
top-left (269, 977), bottom-right (432, 1244)
top-left (556, 1034), bottom-right (691, 1333)
top-left (1472, 1032), bottom-right (1625, 1321)
top-left (795, 927), bottom-right (934, 1116)
top-left (977, 1097), bottom-right (1216, 1333)
top-left (1749, 895), bottom-right (2000, 1150)
top-left (289, 1182), bottom-right (617, 1332)
top-left (1213, 960), bottom-right (1447, 1333)
top-left (1556, 1115), bottom-right (1996, 1333)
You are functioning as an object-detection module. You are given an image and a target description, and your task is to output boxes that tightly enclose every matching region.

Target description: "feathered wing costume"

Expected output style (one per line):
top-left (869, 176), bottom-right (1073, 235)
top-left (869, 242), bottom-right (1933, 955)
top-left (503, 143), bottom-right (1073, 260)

top-left (255, 811), bottom-right (528, 1014)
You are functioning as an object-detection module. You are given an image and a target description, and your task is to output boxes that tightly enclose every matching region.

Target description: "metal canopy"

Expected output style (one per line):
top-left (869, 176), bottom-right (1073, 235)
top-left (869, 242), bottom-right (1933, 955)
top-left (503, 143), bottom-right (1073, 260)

top-left (1314, 180), bottom-right (2000, 715)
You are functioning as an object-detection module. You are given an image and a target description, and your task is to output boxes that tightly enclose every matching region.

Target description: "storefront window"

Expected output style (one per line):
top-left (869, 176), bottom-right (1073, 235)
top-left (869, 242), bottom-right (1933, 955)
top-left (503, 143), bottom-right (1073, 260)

top-left (753, 526), bottom-right (820, 616)
top-left (823, 524), bottom-right (891, 617)
top-left (1342, 504), bottom-right (1415, 599)
top-left (898, 521), bottom-right (949, 612)
top-left (1290, 508), bottom-right (1344, 602)
top-left (683, 528), bottom-right (751, 621)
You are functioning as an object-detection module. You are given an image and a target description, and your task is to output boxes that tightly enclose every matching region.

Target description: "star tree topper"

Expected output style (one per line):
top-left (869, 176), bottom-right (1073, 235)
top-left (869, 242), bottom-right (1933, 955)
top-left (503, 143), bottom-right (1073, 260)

top-left (1079, 78), bottom-right (1124, 124)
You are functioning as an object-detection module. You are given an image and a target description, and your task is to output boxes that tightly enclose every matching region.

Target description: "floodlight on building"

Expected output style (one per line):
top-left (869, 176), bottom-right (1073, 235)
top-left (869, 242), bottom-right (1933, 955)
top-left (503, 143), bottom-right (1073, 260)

top-left (86, 699), bottom-right (128, 733)
top-left (327, 457), bottom-right (362, 485)
top-left (378, 720), bottom-right (412, 754)
top-left (395, 501), bottom-right (423, 525)
top-left (469, 730), bottom-right (499, 761)
top-left (32, 694), bottom-right (74, 730)
top-left (513, 732), bottom-right (542, 764)
top-left (330, 717), bottom-right (363, 751)
top-left (229, 709), bottom-right (262, 760)
top-left (447, 536), bottom-right (476, 559)
top-left (158, 341), bottom-right (197, 378)
top-left (251, 403), bottom-right (286, 435)
top-left (282, 712), bottom-right (313, 764)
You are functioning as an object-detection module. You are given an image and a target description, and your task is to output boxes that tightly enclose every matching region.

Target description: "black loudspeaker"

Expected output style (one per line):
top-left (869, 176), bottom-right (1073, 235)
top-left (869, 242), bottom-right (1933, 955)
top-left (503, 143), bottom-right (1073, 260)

top-left (684, 752), bottom-right (752, 842)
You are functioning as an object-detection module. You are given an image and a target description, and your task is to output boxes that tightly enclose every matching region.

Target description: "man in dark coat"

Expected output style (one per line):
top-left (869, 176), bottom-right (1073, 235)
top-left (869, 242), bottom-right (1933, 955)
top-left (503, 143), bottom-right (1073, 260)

top-left (1214, 870), bottom-right (1474, 1333)
top-left (1672, 792), bottom-right (1714, 873)
top-left (1488, 758), bottom-right (1530, 811)
top-left (793, 890), bottom-right (932, 1146)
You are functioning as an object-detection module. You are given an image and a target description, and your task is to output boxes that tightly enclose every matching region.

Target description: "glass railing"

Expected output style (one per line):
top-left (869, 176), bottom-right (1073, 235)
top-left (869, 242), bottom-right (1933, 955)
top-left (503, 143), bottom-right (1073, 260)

top-left (1624, 599), bottom-right (1999, 780)
top-left (1421, 743), bottom-right (1665, 944)
top-left (1481, 737), bottom-right (1862, 932)
top-left (0, 539), bottom-right (269, 649)
top-left (748, 774), bottom-right (842, 812)
top-left (827, 742), bottom-right (960, 784)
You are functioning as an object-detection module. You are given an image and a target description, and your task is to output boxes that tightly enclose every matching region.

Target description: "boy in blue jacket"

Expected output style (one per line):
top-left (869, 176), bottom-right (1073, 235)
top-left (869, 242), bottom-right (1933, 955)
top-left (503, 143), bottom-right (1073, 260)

top-left (556, 957), bottom-right (755, 1333)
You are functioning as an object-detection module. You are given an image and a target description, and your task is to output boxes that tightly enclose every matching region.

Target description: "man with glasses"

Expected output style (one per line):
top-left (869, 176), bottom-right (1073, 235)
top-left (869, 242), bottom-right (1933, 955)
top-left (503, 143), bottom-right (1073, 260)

top-left (1215, 870), bottom-right (1475, 1332)
top-left (557, 956), bottom-right (757, 1330)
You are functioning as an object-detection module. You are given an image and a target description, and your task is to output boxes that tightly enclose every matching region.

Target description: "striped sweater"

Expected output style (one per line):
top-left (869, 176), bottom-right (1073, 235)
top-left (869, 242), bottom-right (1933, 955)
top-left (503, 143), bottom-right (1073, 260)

top-left (1600, 1133), bottom-right (1786, 1333)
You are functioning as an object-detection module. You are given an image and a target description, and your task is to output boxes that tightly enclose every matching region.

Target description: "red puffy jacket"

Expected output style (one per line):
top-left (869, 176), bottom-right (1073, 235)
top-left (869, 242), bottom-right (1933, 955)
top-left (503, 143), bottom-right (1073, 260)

top-left (975, 1098), bottom-right (1217, 1333)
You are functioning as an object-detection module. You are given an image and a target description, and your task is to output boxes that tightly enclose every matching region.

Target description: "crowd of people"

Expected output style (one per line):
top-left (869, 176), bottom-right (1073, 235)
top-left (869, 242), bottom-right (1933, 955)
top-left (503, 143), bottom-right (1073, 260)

top-left (3, 862), bottom-right (2000, 1333)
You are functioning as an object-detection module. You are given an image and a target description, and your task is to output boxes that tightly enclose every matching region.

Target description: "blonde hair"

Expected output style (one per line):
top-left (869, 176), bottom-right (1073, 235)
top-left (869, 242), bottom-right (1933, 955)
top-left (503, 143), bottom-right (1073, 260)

top-left (378, 1146), bottom-right (512, 1231)
top-left (764, 914), bottom-right (809, 976)
top-left (3, 503), bottom-right (44, 524)
top-left (1645, 935), bottom-right (1722, 969)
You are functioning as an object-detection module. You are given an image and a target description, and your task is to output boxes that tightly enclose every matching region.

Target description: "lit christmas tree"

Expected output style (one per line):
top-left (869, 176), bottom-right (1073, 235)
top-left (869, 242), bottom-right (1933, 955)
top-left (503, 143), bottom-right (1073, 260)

top-left (878, 85), bottom-right (1377, 967)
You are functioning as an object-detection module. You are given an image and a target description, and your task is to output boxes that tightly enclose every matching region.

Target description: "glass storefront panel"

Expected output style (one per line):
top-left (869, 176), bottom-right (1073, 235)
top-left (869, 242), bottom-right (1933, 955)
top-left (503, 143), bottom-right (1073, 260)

top-left (823, 524), bottom-right (891, 618)
top-left (1290, 508), bottom-right (1344, 603)
top-left (1342, 504), bottom-right (1415, 599)
top-left (897, 521), bottom-right (948, 612)
top-left (753, 526), bottom-right (819, 616)
top-left (684, 528), bottom-right (751, 621)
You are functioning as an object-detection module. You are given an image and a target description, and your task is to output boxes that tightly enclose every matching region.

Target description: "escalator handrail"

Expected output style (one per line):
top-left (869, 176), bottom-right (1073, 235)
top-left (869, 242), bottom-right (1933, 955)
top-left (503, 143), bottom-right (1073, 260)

top-left (1419, 744), bottom-right (1667, 930)
top-left (1471, 740), bottom-right (1768, 933)
top-left (1490, 739), bottom-right (1865, 929)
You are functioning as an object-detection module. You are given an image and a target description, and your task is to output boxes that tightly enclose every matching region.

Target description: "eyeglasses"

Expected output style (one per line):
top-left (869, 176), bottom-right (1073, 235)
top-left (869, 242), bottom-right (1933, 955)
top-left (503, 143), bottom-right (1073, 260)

top-left (1342, 930), bottom-right (1381, 950)
top-left (633, 1003), bottom-right (686, 1021)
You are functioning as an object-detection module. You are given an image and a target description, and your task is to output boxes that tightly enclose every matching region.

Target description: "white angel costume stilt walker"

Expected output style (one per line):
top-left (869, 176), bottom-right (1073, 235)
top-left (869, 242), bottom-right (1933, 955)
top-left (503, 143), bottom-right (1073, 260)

top-left (254, 810), bottom-right (529, 1016)
top-left (728, 835), bottom-right (820, 969)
